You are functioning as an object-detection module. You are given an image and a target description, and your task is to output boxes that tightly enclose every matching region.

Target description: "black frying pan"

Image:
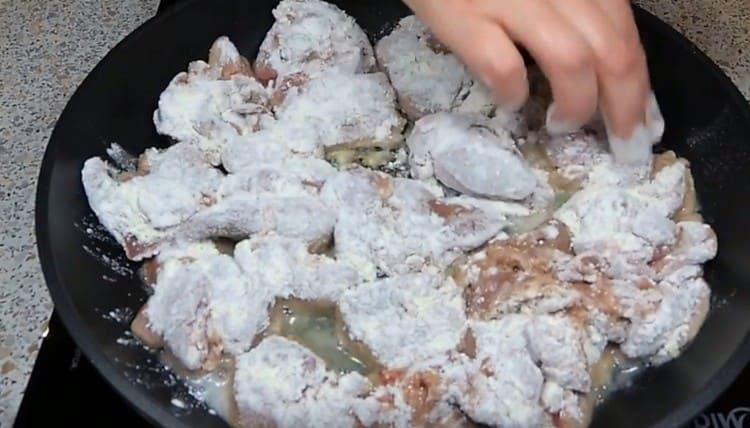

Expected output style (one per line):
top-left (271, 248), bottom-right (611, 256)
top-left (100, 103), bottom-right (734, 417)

top-left (34, 1), bottom-right (750, 427)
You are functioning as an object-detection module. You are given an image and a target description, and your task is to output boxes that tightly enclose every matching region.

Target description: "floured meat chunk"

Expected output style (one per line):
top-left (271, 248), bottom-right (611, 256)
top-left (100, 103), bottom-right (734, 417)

top-left (376, 15), bottom-right (505, 120)
top-left (408, 113), bottom-right (553, 206)
top-left (154, 37), bottom-right (273, 165)
top-left (551, 157), bottom-right (717, 363)
top-left (275, 72), bottom-right (405, 151)
top-left (621, 265), bottom-right (711, 363)
top-left (81, 142), bottom-right (223, 261)
top-left (321, 168), bottom-right (508, 278)
top-left (376, 16), bottom-right (469, 120)
top-left (458, 315), bottom-right (596, 427)
top-left (653, 221), bottom-right (717, 278)
top-left (146, 250), bottom-right (275, 370)
top-left (233, 336), bottom-right (372, 428)
top-left (177, 195), bottom-right (334, 247)
top-left (354, 366), bottom-right (475, 428)
top-left (454, 222), bottom-right (624, 351)
top-left (176, 160), bottom-right (336, 248)
top-left (130, 241), bottom-right (223, 350)
top-left (339, 273), bottom-right (466, 368)
top-left (540, 128), bottom-right (611, 183)
top-left (455, 221), bottom-right (582, 320)
top-left (524, 315), bottom-right (600, 393)
top-left (207, 36), bottom-right (254, 78)
top-left (353, 384), bottom-right (414, 428)
top-left (554, 161), bottom-right (688, 271)
top-left (234, 235), bottom-right (361, 301)
top-left (221, 123), bottom-right (323, 173)
top-left (555, 247), bottom-right (713, 364)
top-left (217, 158), bottom-right (336, 198)
top-left (458, 317), bottom-right (549, 427)
top-left (254, 0), bottom-right (375, 80)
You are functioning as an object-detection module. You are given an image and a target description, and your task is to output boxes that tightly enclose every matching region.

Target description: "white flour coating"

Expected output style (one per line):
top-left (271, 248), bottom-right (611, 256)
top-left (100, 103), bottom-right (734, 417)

top-left (176, 160), bottom-right (336, 246)
top-left (275, 72), bottom-right (405, 149)
top-left (554, 161), bottom-right (687, 268)
top-left (339, 273), bottom-right (467, 368)
top-left (147, 257), bottom-right (211, 369)
top-left (176, 194), bottom-right (334, 246)
top-left (351, 359), bottom-right (473, 428)
top-left (321, 168), bottom-right (508, 278)
top-left (152, 241), bottom-right (220, 266)
top-left (354, 353), bottom-right (482, 428)
top-left (459, 315), bottom-right (598, 426)
top-left (376, 15), bottom-right (504, 120)
top-left (154, 37), bottom-right (273, 165)
top-left (458, 317), bottom-right (550, 427)
top-left (408, 113), bottom-right (549, 204)
top-left (255, 0), bottom-right (375, 79)
top-left (375, 15), bottom-right (469, 120)
top-left (524, 315), bottom-right (595, 393)
top-left (234, 235), bottom-right (361, 301)
top-left (221, 122), bottom-right (324, 173)
top-left (655, 221), bottom-right (718, 279)
top-left (541, 130), bottom-right (610, 181)
top-left (551, 158), bottom-right (717, 364)
top-left (621, 265), bottom-right (711, 363)
top-left (208, 36), bottom-right (246, 70)
top-left (81, 142), bottom-right (223, 260)
top-left (234, 336), bottom-right (372, 428)
top-left (85, 153), bottom-right (337, 259)
top-left (217, 158), bottom-right (335, 199)
top-left (146, 251), bottom-right (275, 369)
top-left (352, 384), bottom-right (414, 428)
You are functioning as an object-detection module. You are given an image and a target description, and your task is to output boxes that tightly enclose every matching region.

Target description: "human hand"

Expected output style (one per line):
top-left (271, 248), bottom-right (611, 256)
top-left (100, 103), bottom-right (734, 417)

top-left (402, 0), bottom-right (664, 164)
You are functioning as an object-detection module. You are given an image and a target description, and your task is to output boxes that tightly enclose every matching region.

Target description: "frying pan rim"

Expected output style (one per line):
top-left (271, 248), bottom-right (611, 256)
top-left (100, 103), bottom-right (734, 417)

top-left (34, 1), bottom-right (750, 427)
top-left (35, 3), bottom-right (200, 428)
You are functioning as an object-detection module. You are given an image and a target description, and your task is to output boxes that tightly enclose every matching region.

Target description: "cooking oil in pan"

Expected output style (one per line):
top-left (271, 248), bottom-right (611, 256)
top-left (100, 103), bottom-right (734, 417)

top-left (265, 298), bottom-right (383, 382)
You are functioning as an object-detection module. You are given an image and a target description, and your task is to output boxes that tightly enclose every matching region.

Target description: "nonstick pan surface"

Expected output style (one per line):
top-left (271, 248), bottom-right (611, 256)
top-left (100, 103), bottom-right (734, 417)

top-left (35, 1), bottom-right (750, 427)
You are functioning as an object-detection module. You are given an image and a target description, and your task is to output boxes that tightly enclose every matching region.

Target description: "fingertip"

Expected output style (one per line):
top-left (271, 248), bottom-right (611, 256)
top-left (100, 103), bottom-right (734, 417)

top-left (607, 124), bottom-right (653, 166)
top-left (482, 64), bottom-right (529, 112)
top-left (478, 49), bottom-right (529, 112)
top-left (545, 103), bottom-right (583, 135)
top-left (606, 92), bottom-right (664, 165)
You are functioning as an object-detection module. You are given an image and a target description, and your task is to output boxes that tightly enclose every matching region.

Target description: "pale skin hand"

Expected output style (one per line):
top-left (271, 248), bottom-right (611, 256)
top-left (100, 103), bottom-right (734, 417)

top-left (402, 0), bottom-right (654, 142)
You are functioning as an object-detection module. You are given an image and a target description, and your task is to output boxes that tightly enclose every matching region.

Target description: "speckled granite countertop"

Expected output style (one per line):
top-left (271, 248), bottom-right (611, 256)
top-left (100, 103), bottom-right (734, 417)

top-left (0, 0), bottom-right (747, 424)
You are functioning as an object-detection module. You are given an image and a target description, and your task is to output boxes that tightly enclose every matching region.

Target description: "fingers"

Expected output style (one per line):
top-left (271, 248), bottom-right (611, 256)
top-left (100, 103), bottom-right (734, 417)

top-left (403, 0), bottom-right (529, 111)
top-left (596, 1), bottom-right (664, 150)
top-left (595, 0), bottom-right (642, 45)
top-left (548, 0), bottom-right (654, 143)
top-left (404, 0), bottom-right (660, 157)
top-left (479, 0), bottom-right (599, 134)
top-left (548, 0), bottom-right (648, 138)
top-left (449, 20), bottom-right (530, 111)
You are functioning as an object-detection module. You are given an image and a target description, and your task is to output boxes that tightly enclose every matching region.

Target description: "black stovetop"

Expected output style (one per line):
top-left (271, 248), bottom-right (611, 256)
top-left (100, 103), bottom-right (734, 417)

top-left (13, 1), bottom-right (750, 426)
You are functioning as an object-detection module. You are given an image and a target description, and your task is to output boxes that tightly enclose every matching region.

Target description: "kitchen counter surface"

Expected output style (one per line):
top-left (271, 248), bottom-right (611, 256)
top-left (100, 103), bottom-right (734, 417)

top-left (0, 0), bottom-right (747, 424)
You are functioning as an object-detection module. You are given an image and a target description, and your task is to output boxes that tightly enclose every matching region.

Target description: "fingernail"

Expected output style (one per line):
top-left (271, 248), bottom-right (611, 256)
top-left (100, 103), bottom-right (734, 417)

top-left (545, 103), bottom-right (581, 135)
